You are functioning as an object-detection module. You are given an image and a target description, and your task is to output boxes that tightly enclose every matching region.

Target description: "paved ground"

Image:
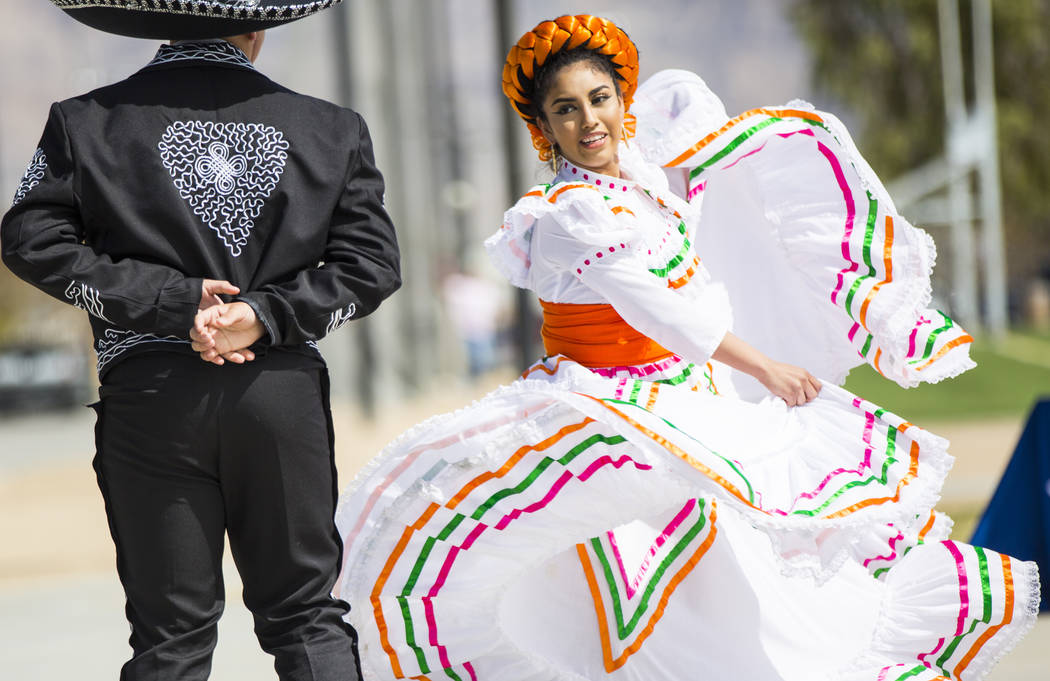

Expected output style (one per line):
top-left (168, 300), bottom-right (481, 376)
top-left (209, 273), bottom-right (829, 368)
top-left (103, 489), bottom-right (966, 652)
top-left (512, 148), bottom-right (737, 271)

top-left (1, 378), bottom-right (1046, 679)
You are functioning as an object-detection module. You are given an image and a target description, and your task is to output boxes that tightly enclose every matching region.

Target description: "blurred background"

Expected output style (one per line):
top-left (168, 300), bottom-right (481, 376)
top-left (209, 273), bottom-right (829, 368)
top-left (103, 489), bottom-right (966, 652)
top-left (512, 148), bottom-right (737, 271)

top-left (0, 0), bottom-right (1047, 678)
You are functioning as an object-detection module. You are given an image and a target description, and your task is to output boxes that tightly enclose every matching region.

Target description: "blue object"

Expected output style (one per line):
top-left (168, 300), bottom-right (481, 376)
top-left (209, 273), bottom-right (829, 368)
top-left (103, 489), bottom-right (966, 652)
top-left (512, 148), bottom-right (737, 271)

top-left (971, 398), bottom-right (1050, 611)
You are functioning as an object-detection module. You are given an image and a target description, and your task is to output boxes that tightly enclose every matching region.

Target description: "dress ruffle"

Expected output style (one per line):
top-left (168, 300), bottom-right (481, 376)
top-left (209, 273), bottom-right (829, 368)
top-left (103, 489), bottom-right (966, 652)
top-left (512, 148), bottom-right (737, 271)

top-left (839, 542), bottom-right (1041, 681)
top-left (334, 357), bottom-right (1038, 681)
top-left (632, 70), bottom-right (975, 393)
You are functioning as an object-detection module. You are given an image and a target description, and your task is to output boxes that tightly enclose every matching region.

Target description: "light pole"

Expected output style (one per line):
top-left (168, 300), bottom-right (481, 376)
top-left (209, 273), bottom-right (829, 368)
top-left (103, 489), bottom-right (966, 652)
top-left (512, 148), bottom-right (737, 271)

top-left (495, 0), bottom-right (540, 371)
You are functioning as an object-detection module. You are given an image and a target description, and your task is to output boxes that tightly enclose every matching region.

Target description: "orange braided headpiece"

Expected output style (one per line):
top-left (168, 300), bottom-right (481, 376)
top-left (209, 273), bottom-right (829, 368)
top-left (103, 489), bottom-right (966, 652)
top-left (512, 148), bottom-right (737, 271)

top-left (502, 15), bottom-right (639, 161)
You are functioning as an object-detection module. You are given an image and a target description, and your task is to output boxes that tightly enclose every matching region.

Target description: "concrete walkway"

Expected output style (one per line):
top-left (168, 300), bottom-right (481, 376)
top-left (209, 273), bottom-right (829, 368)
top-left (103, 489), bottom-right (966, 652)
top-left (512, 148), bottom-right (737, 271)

top-left (1, 378), bottom-right (1046, 679)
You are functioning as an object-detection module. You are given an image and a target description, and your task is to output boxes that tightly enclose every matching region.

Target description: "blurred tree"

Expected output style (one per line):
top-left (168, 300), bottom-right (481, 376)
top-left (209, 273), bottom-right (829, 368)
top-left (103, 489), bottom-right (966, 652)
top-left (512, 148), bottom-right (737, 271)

top-left (790, 0), bottom-right (1050, 303)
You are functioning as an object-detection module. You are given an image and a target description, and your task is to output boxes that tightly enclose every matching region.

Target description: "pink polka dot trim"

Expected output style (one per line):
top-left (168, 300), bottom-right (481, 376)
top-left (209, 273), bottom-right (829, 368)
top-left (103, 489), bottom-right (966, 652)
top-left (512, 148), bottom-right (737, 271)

top-left (596, 179), bottom-right (602, 186)
top-left (577, 243), bottom-right (630, 273)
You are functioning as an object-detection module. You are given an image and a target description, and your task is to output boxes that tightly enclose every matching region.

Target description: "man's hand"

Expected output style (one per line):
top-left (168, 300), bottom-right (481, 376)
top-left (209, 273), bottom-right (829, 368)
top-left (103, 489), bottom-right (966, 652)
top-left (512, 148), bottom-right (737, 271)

top-left (190, 302), bottom-right (265, 365)
top-left (200, 279), bottom-right (240, 311)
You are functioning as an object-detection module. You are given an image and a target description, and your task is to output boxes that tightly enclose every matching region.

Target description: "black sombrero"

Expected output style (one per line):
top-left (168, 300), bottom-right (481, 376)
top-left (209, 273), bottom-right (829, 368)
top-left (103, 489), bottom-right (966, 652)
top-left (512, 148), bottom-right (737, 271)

top-left (51, 0), bottom-right (342, 40)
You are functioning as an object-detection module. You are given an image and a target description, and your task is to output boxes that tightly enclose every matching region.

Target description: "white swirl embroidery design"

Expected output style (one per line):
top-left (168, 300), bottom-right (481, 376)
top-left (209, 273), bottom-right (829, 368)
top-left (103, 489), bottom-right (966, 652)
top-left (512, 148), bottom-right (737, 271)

top-left (195, 142), bottom-right (247, 195)
top-left (12, 148), bottom-right (47, 207)
top-left (158, 121), bottom-right (289, 257)
top-left (64, 281), bottom-right (111, 322)
top-left (94, 328), bottom-right (187, 374)
top-left (146, 41), bottom-right (255, 70)
top-left (326, 303), bottom-right (357, 334)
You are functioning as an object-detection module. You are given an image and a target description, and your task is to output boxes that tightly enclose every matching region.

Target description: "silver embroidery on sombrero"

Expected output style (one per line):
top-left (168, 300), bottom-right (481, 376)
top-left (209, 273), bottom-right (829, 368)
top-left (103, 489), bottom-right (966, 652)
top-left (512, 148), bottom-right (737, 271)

top-left (146, 41), bottom-right (255, 70)
top-left (158, 121), bottom-right (289, 257)
top-left (65, 281), bottom-right (111, 323)
top-left (49, 0), bottom-right (340, 20)
top-left (326, 303), bottom-right (356, 334)
top-left (12, 148), bottom-right (46, 207)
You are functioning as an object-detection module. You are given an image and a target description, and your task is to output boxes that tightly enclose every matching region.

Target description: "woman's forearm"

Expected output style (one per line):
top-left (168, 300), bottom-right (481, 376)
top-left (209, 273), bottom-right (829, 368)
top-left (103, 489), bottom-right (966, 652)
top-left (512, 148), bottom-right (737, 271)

top-left (712, 331), bottom-right (822, 406)
top-left (711, 331), bottom-right (772, 383)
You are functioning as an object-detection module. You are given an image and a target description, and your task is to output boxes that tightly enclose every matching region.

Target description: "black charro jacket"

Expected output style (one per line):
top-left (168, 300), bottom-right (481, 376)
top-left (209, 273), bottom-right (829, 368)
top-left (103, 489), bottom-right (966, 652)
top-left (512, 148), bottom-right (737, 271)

top-left (1, 40), bottom-right (400, 376)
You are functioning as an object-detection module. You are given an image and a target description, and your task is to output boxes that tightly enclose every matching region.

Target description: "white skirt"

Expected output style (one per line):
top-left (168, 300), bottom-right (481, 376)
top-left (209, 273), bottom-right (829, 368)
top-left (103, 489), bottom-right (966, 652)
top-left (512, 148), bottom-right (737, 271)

top-left (334, 358), bottom-right (1038, 681)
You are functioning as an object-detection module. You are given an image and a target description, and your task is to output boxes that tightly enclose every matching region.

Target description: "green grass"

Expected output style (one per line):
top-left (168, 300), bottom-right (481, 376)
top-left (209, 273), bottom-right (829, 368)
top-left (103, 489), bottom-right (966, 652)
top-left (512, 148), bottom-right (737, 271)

top-left (842, 333), bottom-right (1050, 422)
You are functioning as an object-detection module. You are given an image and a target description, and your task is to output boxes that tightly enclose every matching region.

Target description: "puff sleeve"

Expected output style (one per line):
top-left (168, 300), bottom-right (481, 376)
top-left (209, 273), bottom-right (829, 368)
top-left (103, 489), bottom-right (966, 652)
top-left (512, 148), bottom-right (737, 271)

top-left (529, 187), bottom-right (731, 366)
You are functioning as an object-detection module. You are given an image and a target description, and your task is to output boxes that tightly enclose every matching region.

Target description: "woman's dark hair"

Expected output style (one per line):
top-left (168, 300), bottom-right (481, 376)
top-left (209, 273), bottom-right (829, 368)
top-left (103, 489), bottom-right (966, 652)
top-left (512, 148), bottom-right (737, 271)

top-left (522, 49), bottom-right (624, 123)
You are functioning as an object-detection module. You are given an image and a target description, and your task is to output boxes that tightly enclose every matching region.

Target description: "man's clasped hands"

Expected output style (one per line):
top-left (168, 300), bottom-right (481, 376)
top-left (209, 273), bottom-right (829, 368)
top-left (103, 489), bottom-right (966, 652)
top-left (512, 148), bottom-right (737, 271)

top-left (191, 279), bottom-right (267, 365)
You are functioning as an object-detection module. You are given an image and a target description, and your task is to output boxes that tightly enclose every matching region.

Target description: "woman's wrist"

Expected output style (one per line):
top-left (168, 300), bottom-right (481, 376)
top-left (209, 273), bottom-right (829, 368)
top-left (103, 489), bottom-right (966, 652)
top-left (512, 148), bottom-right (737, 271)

top-left (752, 356), bottom-right (774, 385)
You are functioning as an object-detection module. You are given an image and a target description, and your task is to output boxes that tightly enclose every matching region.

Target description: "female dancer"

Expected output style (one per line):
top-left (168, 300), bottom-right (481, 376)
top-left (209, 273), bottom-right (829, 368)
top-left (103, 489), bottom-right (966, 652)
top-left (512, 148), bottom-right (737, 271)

top-left (334, 15), bottom-right (1037, 681)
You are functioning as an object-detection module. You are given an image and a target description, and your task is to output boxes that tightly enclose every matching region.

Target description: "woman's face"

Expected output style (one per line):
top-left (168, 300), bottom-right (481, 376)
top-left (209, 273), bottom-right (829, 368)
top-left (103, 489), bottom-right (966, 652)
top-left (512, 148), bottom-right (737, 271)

top-left (538, 61), bottom-right (625, 178)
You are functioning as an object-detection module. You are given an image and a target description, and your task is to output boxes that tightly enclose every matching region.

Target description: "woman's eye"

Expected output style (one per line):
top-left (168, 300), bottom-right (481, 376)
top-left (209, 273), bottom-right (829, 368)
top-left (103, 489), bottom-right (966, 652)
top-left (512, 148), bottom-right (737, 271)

top-left (593, 94), bottom-right (610, 105)
top-left (555, 105), bottom-right (575, 115)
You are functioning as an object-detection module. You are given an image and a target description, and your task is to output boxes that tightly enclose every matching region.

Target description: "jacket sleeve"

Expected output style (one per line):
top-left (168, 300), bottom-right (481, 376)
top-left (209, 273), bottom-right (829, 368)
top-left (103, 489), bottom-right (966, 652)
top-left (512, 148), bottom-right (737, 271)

top-left (1, 103), bottom-right (203, 337)
top-left (237, 113), bottom-right (401, 345)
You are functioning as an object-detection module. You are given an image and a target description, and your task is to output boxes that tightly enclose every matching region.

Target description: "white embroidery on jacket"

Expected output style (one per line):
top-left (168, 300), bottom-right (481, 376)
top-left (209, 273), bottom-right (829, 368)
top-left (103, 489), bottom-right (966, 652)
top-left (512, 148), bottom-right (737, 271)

top-left (195, 142), bottom-right (247, 195)
top-left (145, 41), bottom-right (255, 70)
top-left (12, 148), bottom-right (46, 207)
top-left (64, 281), bottom-right (111, 322)
top-left (158, 121), bottom-right (289, 257)
top-left (95, 328), bottom-right (187, 374)
top-left (326, 303), bottom-right (357, 334)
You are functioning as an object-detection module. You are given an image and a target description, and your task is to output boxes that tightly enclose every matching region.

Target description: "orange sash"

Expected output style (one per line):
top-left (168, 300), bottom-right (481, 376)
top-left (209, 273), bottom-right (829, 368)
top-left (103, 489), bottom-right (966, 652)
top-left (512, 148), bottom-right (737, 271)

top-left (540, 300), bottom-right (673, 368)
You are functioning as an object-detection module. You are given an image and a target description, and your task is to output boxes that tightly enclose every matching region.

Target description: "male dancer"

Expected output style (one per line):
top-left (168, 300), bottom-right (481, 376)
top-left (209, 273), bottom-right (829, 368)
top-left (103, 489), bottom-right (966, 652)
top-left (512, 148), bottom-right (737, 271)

top-left (1, 3), bottom-right (399, 679)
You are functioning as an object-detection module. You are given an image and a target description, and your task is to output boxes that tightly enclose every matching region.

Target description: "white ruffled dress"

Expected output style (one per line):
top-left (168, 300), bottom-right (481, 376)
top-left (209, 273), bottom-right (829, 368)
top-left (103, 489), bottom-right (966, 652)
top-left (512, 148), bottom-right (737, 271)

top-left (333, 70), bottom-right (1038, 681)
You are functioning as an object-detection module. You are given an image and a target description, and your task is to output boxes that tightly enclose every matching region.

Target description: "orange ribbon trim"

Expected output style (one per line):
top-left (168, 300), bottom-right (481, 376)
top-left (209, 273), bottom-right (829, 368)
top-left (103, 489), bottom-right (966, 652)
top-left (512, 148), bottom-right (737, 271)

top-left (665, 107), bottom-right (825, 168)
top-left (578, 502), bottom-right (719, 671)
top-left (956, 553), bottom-right (1015, 675)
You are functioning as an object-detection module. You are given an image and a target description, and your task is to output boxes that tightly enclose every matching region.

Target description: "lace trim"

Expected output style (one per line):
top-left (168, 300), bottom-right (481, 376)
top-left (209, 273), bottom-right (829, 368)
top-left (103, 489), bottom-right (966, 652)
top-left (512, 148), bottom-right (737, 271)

top-left (832, 553), bottom-right (1041, 681)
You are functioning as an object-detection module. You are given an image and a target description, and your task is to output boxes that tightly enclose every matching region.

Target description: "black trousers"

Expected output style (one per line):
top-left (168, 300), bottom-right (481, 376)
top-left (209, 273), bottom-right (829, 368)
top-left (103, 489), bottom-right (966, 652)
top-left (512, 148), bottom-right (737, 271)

top-left (91, 351), bottom-right (362, 681)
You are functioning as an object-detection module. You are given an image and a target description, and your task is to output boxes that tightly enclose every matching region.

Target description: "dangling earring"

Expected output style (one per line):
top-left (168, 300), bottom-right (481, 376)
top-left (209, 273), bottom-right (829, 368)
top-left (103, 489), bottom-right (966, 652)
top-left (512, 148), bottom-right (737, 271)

top-left (548, 144), bottom-right (562, 174)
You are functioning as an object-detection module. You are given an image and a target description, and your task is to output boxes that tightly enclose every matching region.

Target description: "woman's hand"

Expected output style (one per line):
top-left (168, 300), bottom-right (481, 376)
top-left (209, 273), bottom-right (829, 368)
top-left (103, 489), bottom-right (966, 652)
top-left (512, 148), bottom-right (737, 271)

top-left (711, 332), bottom-right (821, 407)
top-left (757, 360), bottom-right (822, 407)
